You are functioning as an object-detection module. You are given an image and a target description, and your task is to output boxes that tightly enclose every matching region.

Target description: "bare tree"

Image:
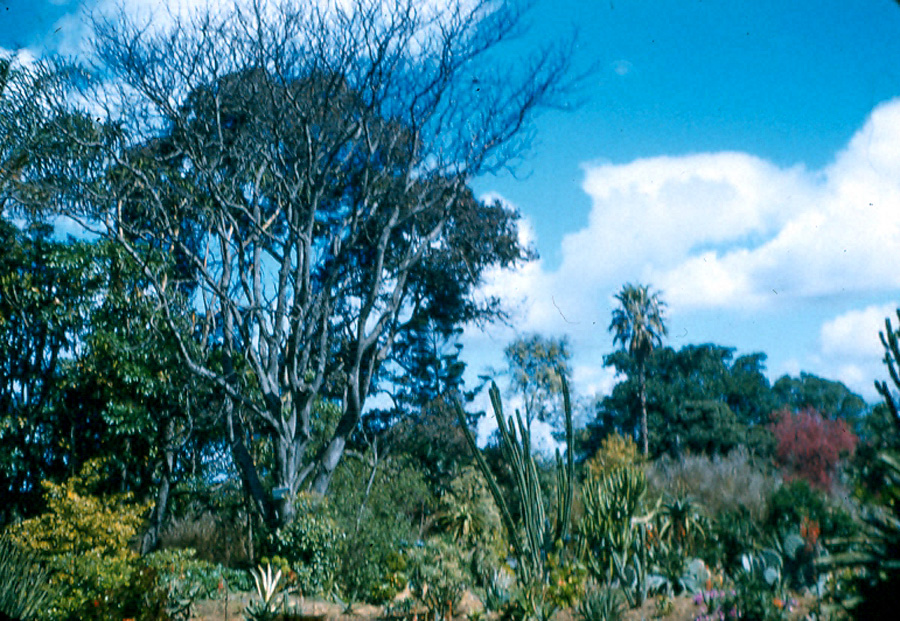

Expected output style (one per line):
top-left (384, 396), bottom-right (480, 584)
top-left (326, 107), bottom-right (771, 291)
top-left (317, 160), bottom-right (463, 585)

top-left (62, 0), bottom-right (571, 526)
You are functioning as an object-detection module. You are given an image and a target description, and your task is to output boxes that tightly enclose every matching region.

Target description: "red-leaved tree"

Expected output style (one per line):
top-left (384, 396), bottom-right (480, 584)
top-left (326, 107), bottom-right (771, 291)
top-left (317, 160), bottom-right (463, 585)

top-left (770, 408), bottom-right (857, 490)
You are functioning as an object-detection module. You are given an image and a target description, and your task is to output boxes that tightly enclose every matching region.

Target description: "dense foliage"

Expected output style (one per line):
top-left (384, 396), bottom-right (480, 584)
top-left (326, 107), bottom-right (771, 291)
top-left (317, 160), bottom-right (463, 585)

top-left (4, 2), bottom-right (900, 620)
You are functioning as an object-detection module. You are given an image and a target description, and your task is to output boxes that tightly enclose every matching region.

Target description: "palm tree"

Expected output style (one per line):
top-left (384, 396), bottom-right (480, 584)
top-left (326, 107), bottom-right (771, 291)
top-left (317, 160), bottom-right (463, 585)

top-left (609, 283), bottom-right (667, 455)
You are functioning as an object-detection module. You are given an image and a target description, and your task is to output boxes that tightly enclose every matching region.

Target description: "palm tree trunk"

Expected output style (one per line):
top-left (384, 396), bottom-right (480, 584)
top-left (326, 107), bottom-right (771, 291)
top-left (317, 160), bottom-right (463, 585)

top-left (639, 366), bottom-right (649, 456)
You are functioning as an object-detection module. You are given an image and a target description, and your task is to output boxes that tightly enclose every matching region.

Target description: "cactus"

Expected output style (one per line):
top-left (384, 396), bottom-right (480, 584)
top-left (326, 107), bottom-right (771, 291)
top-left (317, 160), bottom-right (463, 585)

top-left (818, 451), bottom-right (900, 615)
top-left (456, 373), bottom-right (575, 605)
top-left (0, 537), bottom-right (53, 621)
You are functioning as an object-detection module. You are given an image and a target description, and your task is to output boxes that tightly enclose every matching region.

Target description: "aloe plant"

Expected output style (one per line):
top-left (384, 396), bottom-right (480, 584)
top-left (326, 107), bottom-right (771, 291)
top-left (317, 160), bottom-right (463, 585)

top-left (0, 537), bottom-right (53, 621)
top-left (579, 466), bottom-right (656, 608)
top-left (456, 373), bottom-right (575, 615)
top-left (577, 585), bottom-right (624, 621)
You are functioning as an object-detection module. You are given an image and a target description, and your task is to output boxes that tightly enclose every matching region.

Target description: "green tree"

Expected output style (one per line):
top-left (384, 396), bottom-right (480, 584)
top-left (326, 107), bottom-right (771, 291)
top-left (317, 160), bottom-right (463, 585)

top-left (608, 283), bottom-right (667, 455)
top-left (773, 372), bottom-right (868, 425)
top-left (589, 344), bottom-right (776, 458)
top-left (67, 242), bottom-right (217, 553)
top-left (0, 221), bottom-right (102, 524)
top-left (55, 0), bottom-right (568, 526)
top-left (504, 334), bottom-right (572, 432)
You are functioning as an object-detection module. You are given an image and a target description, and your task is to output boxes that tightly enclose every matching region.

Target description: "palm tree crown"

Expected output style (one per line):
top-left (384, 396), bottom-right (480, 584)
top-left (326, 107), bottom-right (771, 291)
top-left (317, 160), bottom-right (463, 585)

top-left (609, 283), bottom-right (667, 363)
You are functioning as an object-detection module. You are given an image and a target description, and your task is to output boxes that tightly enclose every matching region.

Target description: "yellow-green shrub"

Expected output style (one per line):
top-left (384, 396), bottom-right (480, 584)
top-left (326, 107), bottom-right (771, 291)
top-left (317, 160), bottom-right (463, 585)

top-left (5, 460), bottom-right (151, 620)
top-left (7, 459), bottom-right (148, 556)
top-left (584, 433), bottom-right (640, 481)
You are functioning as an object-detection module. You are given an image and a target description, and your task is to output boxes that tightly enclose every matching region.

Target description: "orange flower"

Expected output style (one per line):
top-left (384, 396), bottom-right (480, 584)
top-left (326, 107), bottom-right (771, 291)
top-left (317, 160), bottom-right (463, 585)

top-left (773, 597), bottom-right (784, 609)
top-left (801, 516), bottom-right (821, 550)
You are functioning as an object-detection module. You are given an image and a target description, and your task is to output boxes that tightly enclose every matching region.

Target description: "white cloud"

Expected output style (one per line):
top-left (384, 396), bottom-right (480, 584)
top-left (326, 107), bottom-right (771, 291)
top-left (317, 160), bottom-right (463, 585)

top-left (571, 364), bottom-right (618, 399)
top-left (487, 99), bottom-right (900, 320)
top-left (0, 47), bottom-right (38, 66)
top-left (42, 0), bottom-right (470, 58)
top-left (550, 99), bottom-right (900, 313)
top-left (821, 303), bottom-right (897, 360)
top-left (810, 303), bottom-right (898, 400)
top-left (47, 0), bottom-right (254, 56)
top-left (470, 98), bottom-right (900, 402)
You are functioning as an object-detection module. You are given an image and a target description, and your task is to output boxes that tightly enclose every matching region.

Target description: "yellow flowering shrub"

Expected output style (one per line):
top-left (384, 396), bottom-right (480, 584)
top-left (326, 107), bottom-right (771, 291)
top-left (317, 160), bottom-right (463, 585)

top-left (584, 433), bottom-right (640, 481)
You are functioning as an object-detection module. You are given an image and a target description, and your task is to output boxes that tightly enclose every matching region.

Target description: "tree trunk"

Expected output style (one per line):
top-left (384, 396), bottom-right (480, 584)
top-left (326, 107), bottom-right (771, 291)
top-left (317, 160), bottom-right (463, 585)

top-left (639, 367), bottom-right (649, 456)
top-left (141, 417), bottom-right (175, 555)
top-left (311, 373), bottom-right (364, 495)
top-left (224, 398), bottom-right (275, 527)
top-left (140, 469), bottom-right (170, 554)
top-left (311, 433), bottom-right (347, 495)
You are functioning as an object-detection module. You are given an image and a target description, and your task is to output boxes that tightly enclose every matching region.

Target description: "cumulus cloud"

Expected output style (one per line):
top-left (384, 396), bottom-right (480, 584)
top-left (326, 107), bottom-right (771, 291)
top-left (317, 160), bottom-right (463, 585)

top-left (471, 98), bottom-right (900, 401)
top-left (541, 99), bottom-right (900, 315)
top-left (821, 303), bottom-right (897, 360)
top-left (486, 99), bottom-right (900, 321)
top-left (809, 303), bottom-right (898, 399)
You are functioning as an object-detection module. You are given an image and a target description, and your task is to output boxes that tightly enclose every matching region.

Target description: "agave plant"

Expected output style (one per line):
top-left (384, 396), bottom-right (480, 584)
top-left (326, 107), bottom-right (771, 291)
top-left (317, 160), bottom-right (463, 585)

top-left (0, 537), bottom-right (53, 621)
top-left (245, 562), bottom-right (286, 620)
top-left (577, 584), bottom-right (625, 621)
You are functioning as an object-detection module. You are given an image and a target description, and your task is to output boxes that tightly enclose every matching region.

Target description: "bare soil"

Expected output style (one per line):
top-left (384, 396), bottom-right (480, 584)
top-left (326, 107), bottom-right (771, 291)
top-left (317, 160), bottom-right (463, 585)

top-left (189, 591), bottom-right (816, 621)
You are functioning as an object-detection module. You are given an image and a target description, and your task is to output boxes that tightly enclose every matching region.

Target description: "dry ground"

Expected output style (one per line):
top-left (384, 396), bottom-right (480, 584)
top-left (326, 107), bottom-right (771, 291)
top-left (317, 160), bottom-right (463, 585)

top-left (189, 591), bottom-right (817, 621)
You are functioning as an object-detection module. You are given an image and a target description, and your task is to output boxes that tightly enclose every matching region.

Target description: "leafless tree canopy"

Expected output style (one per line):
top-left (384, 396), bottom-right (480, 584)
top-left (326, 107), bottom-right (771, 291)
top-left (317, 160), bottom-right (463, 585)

top-left (63, 0), bottom-right (570, 524)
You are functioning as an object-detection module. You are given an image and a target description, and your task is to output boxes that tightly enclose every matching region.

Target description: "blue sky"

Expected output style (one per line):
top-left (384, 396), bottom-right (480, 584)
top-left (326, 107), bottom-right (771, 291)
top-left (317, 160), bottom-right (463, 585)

top-left (4, 0), bottom-right (900, 424)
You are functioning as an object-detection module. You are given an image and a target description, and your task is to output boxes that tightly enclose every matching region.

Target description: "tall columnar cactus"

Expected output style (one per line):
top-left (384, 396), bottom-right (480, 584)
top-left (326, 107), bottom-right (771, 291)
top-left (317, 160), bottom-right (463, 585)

top-left (456, 373), bottom-right (575, 590)
top-left (815, 310), bottom-right (900, 615)
top-left (876, 311), bottom-right (900, 429)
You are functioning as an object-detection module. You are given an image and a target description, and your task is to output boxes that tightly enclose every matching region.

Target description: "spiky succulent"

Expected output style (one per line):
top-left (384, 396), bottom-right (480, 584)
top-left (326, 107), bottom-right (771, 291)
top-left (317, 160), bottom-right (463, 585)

top-left (0, 537), bottom-right (53, 621)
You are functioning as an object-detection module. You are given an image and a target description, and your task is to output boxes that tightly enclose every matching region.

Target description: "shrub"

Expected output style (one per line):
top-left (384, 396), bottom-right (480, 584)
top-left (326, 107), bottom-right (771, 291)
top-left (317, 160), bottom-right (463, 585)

top-left (770, 407), bottom-right (857, 491)
top-left (159, 510), bottom-right (254, 568)
top-left (327, 456), bottom-right (432, 604)
top-left (645, 447), bottom-right (777, 523)
top-left (584, 433), bottom-right (639, 481)
top-left (765, 479), bottom-right (856, 541)
top-left (7, 459), bottom-right (148, 557)
top-left (142, 548), bottom-right (252, 602)
top-left (6, 460), bottom-right (150, 620)
top-left (264, 493), bottom-right (344, 597)
top-left (407, 538), bottom-right (468, 621)
top-left (706, 508), bottom-right (765, 574)
top-left (433, 466), bottom-right (502, 547)
top-left (433, 466), bottom-right (506, 591)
